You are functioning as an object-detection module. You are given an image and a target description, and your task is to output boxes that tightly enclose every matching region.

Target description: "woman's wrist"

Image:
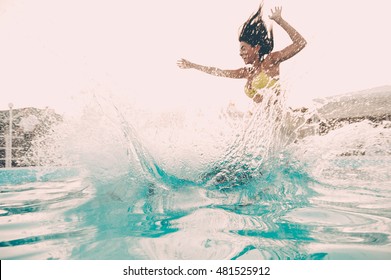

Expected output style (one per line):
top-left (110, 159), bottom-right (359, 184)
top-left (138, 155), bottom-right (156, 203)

top-left (273, 17), bottom-right (284, 25)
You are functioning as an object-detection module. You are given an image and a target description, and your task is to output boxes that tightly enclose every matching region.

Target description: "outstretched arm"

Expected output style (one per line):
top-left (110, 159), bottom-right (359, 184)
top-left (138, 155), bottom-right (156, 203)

top-left (177, 59), bottom-right (248, 79)
top-left (268, 7), bottom-right (307, 63)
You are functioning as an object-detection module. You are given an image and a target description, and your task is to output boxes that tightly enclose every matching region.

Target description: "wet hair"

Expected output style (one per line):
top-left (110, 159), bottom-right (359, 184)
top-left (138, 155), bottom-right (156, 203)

top-left (239, 5), bottom-right (273, 61)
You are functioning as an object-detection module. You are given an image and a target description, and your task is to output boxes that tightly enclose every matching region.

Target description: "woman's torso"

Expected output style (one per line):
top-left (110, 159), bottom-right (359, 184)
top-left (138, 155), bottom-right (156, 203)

top-left (245, 61), bottom-right (280, 100)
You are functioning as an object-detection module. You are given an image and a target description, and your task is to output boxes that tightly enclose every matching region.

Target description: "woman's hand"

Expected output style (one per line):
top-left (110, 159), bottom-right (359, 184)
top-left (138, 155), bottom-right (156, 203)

top-left (177, 58), bottom-right (194, 69)
top-left (269, 6), bottom-right (283, 23)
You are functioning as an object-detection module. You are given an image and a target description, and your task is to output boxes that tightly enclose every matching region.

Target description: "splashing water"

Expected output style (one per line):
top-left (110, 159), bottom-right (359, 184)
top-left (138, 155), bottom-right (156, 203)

top-left (1, 87), bottom-right (391, 260)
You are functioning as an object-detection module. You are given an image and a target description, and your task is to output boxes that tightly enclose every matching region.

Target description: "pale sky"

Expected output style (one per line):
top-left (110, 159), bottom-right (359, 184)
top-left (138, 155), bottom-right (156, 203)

top-left (1, 0), bottom-right (390, 113)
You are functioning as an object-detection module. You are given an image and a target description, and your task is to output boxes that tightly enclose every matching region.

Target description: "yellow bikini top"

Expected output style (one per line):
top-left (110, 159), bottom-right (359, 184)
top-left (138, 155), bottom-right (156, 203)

top-left (245, 71), bottom-right (279, 99)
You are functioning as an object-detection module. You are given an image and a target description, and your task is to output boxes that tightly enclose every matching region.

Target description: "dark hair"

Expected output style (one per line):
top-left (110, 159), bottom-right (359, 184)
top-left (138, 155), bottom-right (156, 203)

top-left (239, 5), bottom-right (273, 61)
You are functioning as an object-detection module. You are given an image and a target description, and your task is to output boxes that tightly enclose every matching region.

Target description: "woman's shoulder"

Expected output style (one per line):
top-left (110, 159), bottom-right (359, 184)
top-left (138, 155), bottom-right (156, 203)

top-left (264, 52), bottom-right (282, 65)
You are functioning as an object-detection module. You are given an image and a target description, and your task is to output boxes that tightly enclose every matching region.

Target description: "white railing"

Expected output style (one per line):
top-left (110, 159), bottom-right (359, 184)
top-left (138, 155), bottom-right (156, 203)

top-left (0, 103), bottom-right (16, 168)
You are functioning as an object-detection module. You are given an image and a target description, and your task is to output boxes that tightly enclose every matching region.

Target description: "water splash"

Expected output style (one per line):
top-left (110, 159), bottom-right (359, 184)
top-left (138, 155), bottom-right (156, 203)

top-left (18, 87), bottom-right (313, 205)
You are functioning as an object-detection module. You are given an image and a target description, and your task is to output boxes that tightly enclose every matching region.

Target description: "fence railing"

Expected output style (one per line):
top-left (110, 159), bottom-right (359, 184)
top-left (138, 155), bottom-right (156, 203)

top-left (1, 104), bottom-right (13, 168)
top-left (0, 103), bottom-right (25, 168)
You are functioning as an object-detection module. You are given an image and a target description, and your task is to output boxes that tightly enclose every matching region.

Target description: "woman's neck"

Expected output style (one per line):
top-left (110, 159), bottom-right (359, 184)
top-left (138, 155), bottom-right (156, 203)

top-left (252, 59), bottom-right (263, 70)
top-left (252, 55), bottom-right (265, 69)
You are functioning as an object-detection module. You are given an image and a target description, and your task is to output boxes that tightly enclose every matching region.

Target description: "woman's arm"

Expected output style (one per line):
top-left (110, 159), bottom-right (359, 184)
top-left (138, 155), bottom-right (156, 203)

top-left (177, 58), bottom-right (248, 79)
top-left (268, 7), bottom-right (307, 63)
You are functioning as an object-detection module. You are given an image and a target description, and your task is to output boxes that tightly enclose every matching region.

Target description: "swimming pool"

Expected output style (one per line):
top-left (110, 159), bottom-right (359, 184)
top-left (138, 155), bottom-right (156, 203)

top-left (1, 93), bottom-right (391, 260)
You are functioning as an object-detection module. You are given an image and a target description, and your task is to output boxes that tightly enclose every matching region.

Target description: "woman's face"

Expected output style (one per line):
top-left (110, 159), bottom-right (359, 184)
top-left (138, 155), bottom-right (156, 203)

top-left (240, 41), bottom-right (260, 65)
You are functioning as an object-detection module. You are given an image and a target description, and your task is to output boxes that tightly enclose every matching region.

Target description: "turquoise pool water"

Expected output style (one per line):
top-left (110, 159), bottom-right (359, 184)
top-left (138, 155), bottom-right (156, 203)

top-left (1, 95), bottom-right (391, 260)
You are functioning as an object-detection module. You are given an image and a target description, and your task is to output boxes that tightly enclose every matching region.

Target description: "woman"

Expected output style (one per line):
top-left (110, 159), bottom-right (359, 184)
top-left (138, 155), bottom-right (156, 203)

top-left (177, 5), bottom-right (306, 104)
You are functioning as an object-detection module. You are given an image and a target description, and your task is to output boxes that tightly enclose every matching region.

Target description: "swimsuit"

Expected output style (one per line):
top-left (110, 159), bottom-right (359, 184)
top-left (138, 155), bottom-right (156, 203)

top-left (245, 71), bottom-right (279, 99)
